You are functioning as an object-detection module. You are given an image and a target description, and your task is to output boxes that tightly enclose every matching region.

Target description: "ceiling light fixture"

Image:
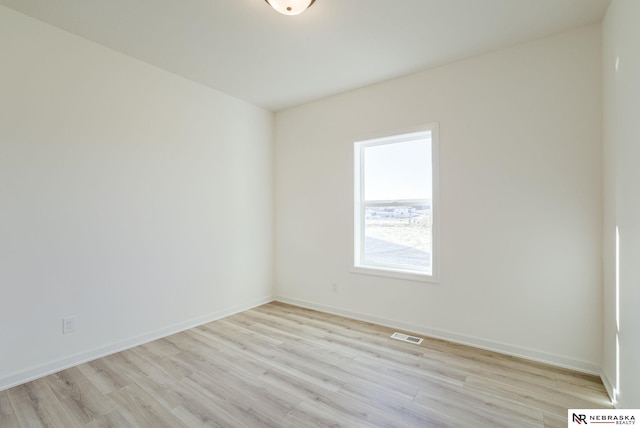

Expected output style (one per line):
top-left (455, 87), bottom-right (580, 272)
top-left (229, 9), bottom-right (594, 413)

top-left (264, 0), bottom-right (315, 16)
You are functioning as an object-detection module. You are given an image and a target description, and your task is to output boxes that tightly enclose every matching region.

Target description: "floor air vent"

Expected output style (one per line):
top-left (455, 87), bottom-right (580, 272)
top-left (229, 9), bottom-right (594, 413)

top-left (390, 332), bottom-right (423, 345)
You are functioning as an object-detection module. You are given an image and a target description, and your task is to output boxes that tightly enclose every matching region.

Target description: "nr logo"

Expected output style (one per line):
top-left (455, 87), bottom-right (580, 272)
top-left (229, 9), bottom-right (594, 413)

top-left (573, 413), bottom-right (588, 424)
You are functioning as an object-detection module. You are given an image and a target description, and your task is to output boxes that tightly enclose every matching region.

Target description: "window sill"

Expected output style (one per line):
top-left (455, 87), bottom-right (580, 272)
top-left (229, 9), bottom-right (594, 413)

top-left (351, 265), bottom-right (439, 284)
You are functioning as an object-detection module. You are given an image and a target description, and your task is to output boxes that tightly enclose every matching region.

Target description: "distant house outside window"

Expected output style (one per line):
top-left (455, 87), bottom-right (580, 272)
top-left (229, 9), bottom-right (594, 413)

top-left (353, 124), bottom-right (439, 282)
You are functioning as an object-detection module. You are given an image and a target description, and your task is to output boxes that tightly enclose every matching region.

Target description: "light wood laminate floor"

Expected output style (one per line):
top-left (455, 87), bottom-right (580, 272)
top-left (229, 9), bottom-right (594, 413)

top-left (1, 302), bottom-right (611, 427)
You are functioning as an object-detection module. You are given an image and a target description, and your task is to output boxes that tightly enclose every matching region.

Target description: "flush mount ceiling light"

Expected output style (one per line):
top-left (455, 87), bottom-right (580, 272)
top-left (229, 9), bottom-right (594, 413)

top-left (264, 0), bottom-right (315, 16)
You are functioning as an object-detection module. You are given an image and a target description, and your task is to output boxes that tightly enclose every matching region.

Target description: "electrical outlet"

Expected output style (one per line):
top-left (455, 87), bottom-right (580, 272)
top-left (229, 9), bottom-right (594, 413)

top-left (332, 283), bottom-right (338, 293)
top-left (63, 316), bottom-right (77, 334)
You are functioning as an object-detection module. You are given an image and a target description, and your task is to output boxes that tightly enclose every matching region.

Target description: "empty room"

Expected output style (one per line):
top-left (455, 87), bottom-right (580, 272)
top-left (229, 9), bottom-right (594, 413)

top-left (1, 0), bottom-right (638, 426)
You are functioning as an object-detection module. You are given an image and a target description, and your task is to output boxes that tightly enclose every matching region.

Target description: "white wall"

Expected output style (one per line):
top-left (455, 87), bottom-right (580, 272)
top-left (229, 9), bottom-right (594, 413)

top-left (0, 6), bottom-right (274, 389)
top-left (602, 0), bottom-right (640, 409)
top-left (275, 25), bottom-right (603, 372)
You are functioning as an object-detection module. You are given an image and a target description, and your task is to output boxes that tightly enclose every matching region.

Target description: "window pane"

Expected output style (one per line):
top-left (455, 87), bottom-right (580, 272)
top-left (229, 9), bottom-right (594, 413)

top-left (364, 136), bottom-right (431, 201)
top-left (364, 205), bottom-right (431, 272)
top-left (354, 125), bottom-right (438, 281)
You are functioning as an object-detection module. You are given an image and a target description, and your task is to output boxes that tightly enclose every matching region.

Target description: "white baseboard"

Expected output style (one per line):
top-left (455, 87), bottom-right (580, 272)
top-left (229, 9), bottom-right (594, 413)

top-left (3, 294), bottom-right (603, 392)
top-left (600, 370), bottom-right (617, 407)
top-left (0, 295), bottom-right (274, 392)
top-left (275, 295), bottom-right (602, 376)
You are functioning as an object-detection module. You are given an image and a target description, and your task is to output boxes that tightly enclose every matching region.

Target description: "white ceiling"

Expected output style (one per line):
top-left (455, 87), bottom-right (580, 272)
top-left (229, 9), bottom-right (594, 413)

top-left (0, 0), bottom-right (611, 111)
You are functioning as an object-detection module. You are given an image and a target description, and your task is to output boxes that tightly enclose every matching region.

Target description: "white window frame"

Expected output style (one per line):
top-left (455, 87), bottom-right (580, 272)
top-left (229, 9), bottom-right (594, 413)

top-left (352, 123), bottom-right (439, 283)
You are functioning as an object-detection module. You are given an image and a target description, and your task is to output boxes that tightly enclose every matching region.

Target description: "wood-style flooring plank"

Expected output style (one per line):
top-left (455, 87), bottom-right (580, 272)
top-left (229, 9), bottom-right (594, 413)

top-left (108, 384), bottom-right (187, 428)
top-left (82, 410), bottom-right (131, 428)
top-left (175, 375), bottom-right (287, 428)
top-left (0, 390), bottom-right (21, 428)
top-left (76, 358), bottom-right (134, 396)
top-left (464, 374), bottom-right (609, 416)
top-left (413, 381), bottom-right (544, 428)
top-left (42, 367), bottom-right (117, 426)
top-left (6, 378), bottom-right (77, 428)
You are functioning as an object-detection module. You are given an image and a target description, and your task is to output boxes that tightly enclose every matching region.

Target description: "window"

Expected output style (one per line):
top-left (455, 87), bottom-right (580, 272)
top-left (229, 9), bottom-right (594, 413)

top-left (353, 124), bottom-right (438, 282)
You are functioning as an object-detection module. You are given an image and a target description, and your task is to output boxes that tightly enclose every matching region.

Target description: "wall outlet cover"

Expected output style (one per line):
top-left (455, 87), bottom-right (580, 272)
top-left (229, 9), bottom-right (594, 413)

top-left (63, 317), bottom-right (77, 334)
